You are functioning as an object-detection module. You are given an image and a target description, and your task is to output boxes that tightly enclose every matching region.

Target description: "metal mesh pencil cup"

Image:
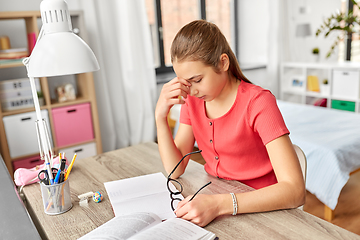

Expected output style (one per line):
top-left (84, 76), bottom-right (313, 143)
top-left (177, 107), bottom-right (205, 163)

top-left (40, 180), bottom-right (72, 215)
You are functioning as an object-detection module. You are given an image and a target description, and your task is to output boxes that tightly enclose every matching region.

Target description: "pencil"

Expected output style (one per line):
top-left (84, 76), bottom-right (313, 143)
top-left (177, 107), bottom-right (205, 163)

top-left (64, 153), bottom-right (77, 181)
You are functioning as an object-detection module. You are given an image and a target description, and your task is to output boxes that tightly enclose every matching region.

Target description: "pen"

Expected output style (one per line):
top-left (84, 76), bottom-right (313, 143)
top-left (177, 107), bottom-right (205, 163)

top-left (59, 159), bottom-right (66, 183)
top-left (54, 169), bottom-right (61, 184)
top-left (64, 153), bottom-right (77, 181)
top-left (46, 161), bottom-right (54, 185)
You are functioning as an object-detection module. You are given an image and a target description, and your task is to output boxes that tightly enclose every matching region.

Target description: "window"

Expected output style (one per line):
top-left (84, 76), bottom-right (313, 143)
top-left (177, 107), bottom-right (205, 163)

top-left (145, 0), bottom-right (238, 74)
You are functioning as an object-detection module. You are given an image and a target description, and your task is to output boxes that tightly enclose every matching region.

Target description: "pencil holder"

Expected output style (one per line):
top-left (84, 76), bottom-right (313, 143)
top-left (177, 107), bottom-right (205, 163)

top-left (40, 180), bottom-right (72, 215)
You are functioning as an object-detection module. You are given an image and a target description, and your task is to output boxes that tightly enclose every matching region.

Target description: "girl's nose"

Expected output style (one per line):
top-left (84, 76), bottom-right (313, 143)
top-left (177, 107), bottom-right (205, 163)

top-left (189, 87), bottom-right (198, 96)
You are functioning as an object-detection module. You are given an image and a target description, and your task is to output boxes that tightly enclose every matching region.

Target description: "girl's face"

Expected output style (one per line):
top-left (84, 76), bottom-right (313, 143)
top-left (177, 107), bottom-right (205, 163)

top-left (173, 57), bottom-right (229, 102)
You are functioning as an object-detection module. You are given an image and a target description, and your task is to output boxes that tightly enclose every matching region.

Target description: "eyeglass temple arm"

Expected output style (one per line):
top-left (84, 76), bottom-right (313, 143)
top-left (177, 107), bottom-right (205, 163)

top-left (168, 150), bottom-right (202, 178)
top-left (189, 181), bottom-right (212, 201)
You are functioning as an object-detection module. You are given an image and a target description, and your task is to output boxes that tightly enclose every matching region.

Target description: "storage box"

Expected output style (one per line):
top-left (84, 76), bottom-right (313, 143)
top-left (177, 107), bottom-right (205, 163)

top-left (1, 96), bottom-right (35, 111)
top-left (0, 78), bottom-right (40, 91)
top-left (0, 88), bottom-right (32, 100)
top-left (3, 110), bottom-right (52, 158)
top-left (59, 142), bottom-right (97, 161)
top-left (332, 70), bottom-right (360, 100)
top-left (331, 99), bottom-right (356, 112)
top-left (52, 103), bottom-right (94, 147)
top-left (12, 155), bottom-right (44, 171)
top-left (0, 78), bottom-right (42, 111)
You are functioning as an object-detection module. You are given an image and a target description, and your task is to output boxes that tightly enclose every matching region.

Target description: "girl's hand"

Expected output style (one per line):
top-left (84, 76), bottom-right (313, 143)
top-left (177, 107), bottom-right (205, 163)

top-left (155, 77), bottom-right (191, 121)
top-left (174, 194), bottom-right (222, 227)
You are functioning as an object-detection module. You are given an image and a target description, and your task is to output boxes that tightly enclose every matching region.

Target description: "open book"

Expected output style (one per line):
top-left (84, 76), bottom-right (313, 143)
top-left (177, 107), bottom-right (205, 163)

top-left (79, 212), bottom-right (217, 240)
top-left (104, 172), bottom-right (182, 220)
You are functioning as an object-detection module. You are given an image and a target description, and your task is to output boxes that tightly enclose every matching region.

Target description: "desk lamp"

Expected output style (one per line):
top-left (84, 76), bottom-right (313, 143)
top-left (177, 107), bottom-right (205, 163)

top-left (22, 0), bottom-right (99, 184)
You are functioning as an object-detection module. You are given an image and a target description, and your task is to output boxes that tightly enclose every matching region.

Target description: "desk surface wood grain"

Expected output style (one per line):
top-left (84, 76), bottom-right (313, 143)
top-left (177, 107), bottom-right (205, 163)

top-left (22, 142), bottom-right (360, 240)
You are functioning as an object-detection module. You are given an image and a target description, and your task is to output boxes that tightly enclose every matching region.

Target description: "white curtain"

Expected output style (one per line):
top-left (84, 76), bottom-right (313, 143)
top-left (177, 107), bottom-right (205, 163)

top-left (76, 0), bottom-right (157, 152)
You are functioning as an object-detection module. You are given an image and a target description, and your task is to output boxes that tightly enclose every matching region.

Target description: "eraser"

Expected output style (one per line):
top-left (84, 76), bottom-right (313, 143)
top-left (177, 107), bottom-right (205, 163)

top-left (78, 191), bottom-right (94, 199)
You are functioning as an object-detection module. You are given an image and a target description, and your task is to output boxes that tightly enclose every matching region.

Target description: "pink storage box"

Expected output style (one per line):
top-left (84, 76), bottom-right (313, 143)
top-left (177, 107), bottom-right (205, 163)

top-left (52, 103), bottom-right (94, 147)
top-left (12, 155), bottom-right (44, 171)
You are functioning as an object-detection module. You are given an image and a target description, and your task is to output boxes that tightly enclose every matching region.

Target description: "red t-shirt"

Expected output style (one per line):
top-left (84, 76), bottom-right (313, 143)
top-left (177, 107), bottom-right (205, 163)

top-left (180, 81), bottom-right (289, 189)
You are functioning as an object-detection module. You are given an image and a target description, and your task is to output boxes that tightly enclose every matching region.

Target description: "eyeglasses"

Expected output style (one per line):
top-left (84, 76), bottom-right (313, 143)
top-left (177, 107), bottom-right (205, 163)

top-left (167, 150), bottom-right (212, 211)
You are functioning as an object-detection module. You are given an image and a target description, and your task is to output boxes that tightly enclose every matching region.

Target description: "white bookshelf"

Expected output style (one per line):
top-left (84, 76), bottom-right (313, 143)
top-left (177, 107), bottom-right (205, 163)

top-left (280, 62), bottom-right (360, 113)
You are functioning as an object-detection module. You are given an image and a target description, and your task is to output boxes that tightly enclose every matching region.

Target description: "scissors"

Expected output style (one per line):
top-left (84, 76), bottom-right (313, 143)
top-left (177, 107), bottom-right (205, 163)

top-left (38, 168), bottom-right (58, 185)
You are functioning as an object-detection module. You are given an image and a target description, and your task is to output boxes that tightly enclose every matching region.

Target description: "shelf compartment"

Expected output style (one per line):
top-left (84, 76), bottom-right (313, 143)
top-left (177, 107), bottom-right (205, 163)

top-left (51, 103), bottom-right (94, 147)
top-left (331, 99), bottom-right (356, 112)
top-left (332, 70), bottom-right (360, 100)
top-left (58, 142), bottom-right (97, 161)
top-left (12, 154), bottom-right (44, 171)
top-left (3, 109), bottom-right (52, 158)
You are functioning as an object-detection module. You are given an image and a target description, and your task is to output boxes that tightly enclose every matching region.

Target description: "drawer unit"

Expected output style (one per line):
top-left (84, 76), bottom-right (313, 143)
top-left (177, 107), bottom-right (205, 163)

top-left (331, 99), bottom-right (356, 112)
top-left (59, 142), bottom-right (97, 161)
top-left (332, 70), bottom-right (360, 99)
top-left (52, 103), bottom-right (94, 147)
top-left (3, 110), bottom-right (51, 158)
top-left (12, 155), bottom-right (44, 171)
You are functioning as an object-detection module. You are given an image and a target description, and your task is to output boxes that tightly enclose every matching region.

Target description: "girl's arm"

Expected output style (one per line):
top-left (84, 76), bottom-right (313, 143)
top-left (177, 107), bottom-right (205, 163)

top-left (155, 77), bottom-right (195, 178)
top-left (174, 134), bottom-right (306, 227)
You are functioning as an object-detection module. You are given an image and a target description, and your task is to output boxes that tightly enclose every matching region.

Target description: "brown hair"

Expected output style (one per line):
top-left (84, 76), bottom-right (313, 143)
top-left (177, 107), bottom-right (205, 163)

top-left (171, 20), bottom-right (251, 83)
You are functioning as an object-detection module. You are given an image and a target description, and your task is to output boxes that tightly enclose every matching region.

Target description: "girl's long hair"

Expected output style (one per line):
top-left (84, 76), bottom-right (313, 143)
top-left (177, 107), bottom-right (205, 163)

top-left (171, 20), bottom-right (251, 83)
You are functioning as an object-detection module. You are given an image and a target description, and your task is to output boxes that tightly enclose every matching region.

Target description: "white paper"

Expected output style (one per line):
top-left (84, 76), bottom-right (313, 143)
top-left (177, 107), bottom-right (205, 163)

top-left (104, 172), bottom-right (183, 220)
top-left (129, 217), bottom-right (216, 240)
top-left (79, 212), bottom-right (216, 240)
top-left (78, 212), bottom-right (162, 240)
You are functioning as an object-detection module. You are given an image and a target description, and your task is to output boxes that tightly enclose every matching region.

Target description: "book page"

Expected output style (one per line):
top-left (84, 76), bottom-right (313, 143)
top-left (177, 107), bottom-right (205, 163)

top-left (78, 212), bottom-right (162, 240)
top-left (104, 172), bottom-right (183, 220)
top-left (129, 217), bottom-right (217, 240)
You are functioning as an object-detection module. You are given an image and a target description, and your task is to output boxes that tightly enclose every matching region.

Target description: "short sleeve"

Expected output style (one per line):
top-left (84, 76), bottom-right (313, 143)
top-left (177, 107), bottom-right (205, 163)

top-left (179, 99), bottom-right (192, 125)
top-left (247, 91), bottom-right (289, 145)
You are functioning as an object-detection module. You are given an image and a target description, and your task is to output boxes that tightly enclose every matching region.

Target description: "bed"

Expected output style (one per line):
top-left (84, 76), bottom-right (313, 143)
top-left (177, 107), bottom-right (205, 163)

top-left (277, 100), bottom-right (360, 220)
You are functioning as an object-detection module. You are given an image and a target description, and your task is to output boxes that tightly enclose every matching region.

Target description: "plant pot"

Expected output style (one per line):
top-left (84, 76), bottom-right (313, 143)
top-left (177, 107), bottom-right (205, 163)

top-left (312, 54), bottom-right (320, 62)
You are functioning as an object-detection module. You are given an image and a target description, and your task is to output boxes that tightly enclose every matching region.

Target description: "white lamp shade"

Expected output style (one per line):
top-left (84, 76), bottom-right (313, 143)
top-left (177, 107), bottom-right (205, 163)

top-left (27, 31), bottom-right (100, 77)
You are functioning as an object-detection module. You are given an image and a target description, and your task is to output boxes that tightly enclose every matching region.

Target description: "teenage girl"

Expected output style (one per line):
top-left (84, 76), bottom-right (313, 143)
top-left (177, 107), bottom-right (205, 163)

top-left (155, 20), bottom-right (305, 227)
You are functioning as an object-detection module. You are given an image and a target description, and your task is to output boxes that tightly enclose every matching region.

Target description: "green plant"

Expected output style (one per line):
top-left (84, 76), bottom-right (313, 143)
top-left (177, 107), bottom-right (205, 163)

top-left (37, 91), bottom-right (44, 98)
top-left (312, 48), bottom-right (319, 54)
top-left (315, 0), bottom-right (360, 58)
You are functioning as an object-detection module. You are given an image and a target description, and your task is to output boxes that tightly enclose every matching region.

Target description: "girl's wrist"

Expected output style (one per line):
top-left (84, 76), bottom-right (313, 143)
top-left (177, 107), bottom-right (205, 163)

top-left (217, 194), bottom-right (236, 216)
top-left (155, 114), bottom-right (168, 125)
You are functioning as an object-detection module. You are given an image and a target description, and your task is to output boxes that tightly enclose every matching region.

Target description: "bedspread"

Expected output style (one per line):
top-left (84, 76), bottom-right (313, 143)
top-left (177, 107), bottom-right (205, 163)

top-left (277, 100), bottom-right (360, 210)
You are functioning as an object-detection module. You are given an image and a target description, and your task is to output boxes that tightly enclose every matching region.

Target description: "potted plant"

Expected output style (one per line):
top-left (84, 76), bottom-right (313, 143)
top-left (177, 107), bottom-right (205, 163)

top-left (315, 0), bottom-right (360, 58)
top-left (312, 47), bottom-right (320, 62)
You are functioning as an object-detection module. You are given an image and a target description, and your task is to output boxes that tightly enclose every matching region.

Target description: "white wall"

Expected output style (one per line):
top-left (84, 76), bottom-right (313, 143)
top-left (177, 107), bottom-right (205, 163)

top-left (238, 0), bottom-right (342, 64)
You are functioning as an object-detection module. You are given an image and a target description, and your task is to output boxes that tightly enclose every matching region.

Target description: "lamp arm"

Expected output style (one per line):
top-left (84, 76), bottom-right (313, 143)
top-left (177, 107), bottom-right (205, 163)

top-left (27, 74), bottom-right (54, 184)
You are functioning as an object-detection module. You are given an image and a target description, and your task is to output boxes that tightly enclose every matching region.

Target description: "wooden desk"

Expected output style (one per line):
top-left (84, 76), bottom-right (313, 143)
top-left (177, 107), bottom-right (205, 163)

top-left (22, 142), bottom-right (360, 240)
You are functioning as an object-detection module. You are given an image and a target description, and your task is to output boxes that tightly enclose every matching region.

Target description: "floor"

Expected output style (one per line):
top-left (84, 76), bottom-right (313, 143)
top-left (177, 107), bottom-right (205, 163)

top-left (303, 170), bottom-right (360, 236)
top-left (190, 150), bottom-right (360, 236)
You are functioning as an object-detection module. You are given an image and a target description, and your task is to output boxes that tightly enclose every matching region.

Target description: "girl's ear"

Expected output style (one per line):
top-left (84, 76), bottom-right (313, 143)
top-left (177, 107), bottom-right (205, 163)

top-left (219, 53), bottom-right (230, 72)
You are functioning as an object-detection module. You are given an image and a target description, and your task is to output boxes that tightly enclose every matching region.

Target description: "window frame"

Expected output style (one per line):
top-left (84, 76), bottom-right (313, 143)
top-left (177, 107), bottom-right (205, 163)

top-left (346, 0), bottom-right (353, 61)
top-left (153, 0), bottom-right (239, 75)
